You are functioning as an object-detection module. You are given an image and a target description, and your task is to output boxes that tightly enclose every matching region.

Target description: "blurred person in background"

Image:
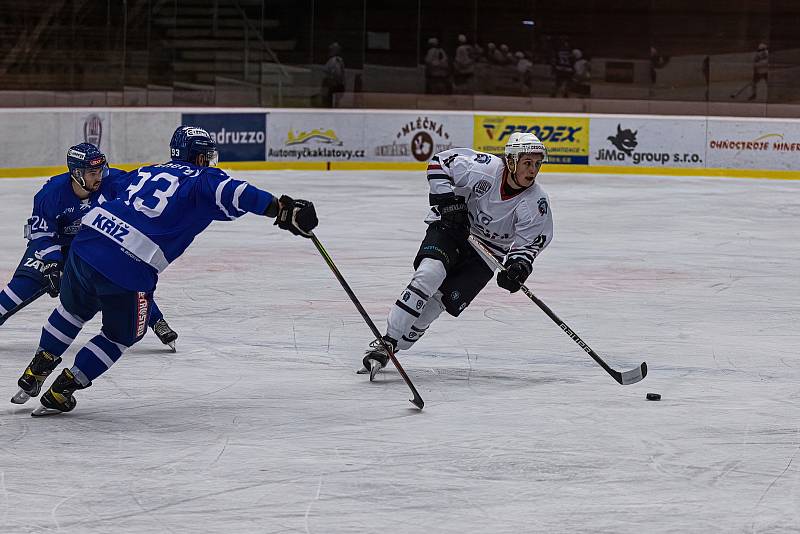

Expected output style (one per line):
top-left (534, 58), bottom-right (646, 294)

top-left (550, 35), bottom-right (574, 97)
top-left (321, 42), bottom-right (346, 107)
top-left (453, 34), bottom-right (476, 94)
top-left (731, 42), bottom-right (768, 101)
top-left (571, 48), bottom-right (591, 97)
top-left (515, 51), bottom-right (533, 96)
top-left (649, 45), bottom-right (670, 84)
top-left (424, 37), bottom-right (451, 95)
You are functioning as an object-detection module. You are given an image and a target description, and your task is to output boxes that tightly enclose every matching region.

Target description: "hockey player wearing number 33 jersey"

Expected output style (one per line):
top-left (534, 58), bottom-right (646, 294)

top-left (0, 143), bottom-right (177, 350)
top-left (361, 132), bottom-right (553, 378)
top-left (13, 126), bottom-right (319, 416)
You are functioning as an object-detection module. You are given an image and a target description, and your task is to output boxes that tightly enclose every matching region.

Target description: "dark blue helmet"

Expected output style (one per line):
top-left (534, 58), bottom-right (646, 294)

top-left (170, 125), bottom-right (219, 166)
top-left (66, 142), bottom-right (109, 190)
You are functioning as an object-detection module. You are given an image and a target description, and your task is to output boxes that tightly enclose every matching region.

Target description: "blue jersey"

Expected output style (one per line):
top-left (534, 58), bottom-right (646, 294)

top-left (26, 169), bottom-right (133, 264)
top-left (71, 162), bottom-right (273, 292)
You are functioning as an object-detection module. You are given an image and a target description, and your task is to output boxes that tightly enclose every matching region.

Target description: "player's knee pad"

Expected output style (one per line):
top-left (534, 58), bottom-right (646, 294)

top-left (395, 258), bottom-right (446, 323)
top-left (387, 260), bottom-right (446, 343)
top-left (396, 292), bottom-right (445, 350)
top-left (410, 258), bottom-right (447, 297)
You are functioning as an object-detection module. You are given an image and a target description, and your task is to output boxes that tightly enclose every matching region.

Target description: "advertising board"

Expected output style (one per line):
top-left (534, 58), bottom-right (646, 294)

top-left (590, 117), bottom-right (706, 167)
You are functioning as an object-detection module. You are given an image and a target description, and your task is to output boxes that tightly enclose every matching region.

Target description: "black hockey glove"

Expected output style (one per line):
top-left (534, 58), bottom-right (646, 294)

top-left (41, 261), bottom-right (62, 298)
top-left (274, 195), bottom-right (318, 238)
top-left (497, 259), bottom-right (532, 293)
top-left (436, 194), bottom-right (469, 241)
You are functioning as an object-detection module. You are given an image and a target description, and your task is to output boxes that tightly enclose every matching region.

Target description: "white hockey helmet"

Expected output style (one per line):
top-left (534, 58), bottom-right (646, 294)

top-left (504, 132), bottom-right (548, 172)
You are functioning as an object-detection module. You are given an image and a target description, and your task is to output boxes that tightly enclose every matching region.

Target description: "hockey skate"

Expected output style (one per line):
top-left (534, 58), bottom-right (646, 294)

top-left (357, 337), bottom-right (394, 381)
top-left (152, 318), bottom-right (178, 352)
top-left (31, 368), bottom-right (91, 417)
top-left (11, 350), bottom-right (62, 405)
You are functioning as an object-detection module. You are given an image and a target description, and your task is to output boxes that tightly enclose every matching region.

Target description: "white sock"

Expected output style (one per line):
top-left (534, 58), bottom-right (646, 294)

top-left (386, 258), bottom-right (446, 346)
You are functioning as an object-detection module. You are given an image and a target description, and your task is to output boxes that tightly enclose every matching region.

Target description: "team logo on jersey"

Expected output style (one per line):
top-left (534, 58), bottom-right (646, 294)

top-left (474, 153), bottom-right (491, 164)
top-left (538, 198), bottom-right (549, 216)
top-left (402, 291), bottom-right (410, 302)
top-left (473, 179), bottom-right (492, 198)
top-left (450, 290), bottom-right (461, 302)
top-left (478, 212), bottom-right (493, 226)
top-left (607, 124), bottom-right (637, 156)
top-left (83, 114), bottom-right (103, 147)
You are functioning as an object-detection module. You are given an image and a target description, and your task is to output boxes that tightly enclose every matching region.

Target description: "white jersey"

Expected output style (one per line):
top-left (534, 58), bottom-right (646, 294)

top-left (426, 148), bottom-right (553, 266)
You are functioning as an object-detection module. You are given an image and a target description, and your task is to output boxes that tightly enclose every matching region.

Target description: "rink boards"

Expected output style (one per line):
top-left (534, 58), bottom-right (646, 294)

top-left (1, 107), bottom-right (799, 179)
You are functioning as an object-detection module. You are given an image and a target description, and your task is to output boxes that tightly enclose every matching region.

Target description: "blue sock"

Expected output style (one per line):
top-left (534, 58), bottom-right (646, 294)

top-left (39, 305), bottom-right (86, 357)
top-left (148, 298), bottom-right (164, 327)
top-left (73, 333), bottom-right (128, 382)
top-left (0, 276), bottom-right (44, 318)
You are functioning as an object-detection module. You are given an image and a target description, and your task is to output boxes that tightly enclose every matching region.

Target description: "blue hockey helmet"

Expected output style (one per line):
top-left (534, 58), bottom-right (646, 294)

top-left (66, 142), bottom-right (109, 190)
top-left (170, 125), bottom-right (219, 167)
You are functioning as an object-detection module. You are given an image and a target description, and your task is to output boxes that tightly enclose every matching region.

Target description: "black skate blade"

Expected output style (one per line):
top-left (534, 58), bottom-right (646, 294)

top-left (30, 406), bottom-right (64, 417)
top-left (168, 341), bottom-right (176, 353)
top-left (10, 389), bottom-right (31, 405)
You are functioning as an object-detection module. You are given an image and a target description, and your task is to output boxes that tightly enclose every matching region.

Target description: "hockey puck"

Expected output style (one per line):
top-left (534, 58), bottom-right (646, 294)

top-left (646, 393), bottom-right (661, 401)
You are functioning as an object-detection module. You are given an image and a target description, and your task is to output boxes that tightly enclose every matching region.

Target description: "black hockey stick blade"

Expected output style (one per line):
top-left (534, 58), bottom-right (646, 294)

top-left (309, 233), bottom-right (424, 410)
top-left (467, 235), bottom-right (647, 386)
top-left (0, 287), bottom-right (48, 326)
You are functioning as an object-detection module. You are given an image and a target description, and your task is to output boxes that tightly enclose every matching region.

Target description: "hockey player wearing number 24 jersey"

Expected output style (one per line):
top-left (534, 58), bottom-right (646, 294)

top-left (0, 143), bottom-right (177, 349)
top-left (13, 126), bottom-right (319, 416)
top-left (361, 132), bottom-right (553, 378)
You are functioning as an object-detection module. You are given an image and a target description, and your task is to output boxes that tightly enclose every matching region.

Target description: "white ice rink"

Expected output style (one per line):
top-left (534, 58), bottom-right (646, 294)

top-left (0, 169), bottom-right (798, 533)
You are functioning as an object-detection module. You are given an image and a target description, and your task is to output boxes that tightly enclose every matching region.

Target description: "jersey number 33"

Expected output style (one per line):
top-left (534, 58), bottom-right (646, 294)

top-left (124, 171), bottom-right (180, 218)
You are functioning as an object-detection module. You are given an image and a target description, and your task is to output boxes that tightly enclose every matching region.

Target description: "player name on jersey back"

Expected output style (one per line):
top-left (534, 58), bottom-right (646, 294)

top-left (83, 206), bottom-right (169, 272)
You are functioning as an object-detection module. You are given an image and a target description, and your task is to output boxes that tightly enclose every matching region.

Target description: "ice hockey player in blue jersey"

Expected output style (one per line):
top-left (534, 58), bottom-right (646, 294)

top-left (12, 126), bottom-right (318, 416)
top-left (0, 143), bottom-right (179, 349)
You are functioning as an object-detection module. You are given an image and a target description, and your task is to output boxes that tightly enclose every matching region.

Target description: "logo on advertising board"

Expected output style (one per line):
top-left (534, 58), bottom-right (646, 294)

top-left (181, 113), bottom-right (266, 161)
top-left (596, 123), bottom-right (703, 166)
top-left (708, 133), bottom-right (800, 153)
top-left (374, 116), bottom-right (454, 162)
top-left (83, 114), bottom-right (103, 148)
top-left (474, 115), bottom-right (589, 164)
top-left (268, 127), bottom-right (366, 160)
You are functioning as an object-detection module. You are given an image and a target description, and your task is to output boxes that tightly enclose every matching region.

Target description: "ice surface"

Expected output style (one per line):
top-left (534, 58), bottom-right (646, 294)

top-left (0, 170), bottom-right (798, 533)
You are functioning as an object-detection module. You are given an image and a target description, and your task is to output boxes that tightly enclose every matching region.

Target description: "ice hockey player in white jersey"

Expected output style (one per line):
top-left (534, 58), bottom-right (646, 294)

top-left (360, 132), bottom-right (553, 378)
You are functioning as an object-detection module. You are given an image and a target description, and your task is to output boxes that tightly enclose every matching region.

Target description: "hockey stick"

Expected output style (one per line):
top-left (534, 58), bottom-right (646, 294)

top-left (468, 235), bottom-right (647, 385)
top-left (309, 233), bottom-right (424, 410)
top-left (0, 287), bottom-right (48, 326)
